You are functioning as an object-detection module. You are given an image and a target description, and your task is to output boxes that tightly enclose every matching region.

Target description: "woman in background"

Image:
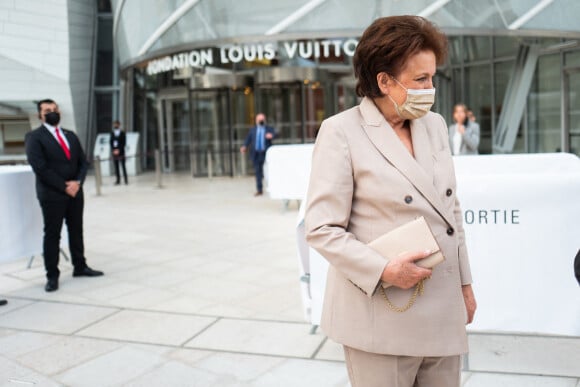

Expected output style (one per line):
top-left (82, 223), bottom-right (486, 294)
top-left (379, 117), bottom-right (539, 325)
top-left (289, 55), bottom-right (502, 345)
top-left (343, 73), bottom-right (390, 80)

top-left (449, 103), bottom-right (480, 155)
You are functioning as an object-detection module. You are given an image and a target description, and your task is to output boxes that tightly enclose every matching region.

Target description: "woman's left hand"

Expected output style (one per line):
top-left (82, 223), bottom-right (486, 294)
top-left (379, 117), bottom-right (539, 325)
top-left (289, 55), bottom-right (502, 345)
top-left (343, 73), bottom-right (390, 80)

top-left (462, 284), bottom-right (477, 324)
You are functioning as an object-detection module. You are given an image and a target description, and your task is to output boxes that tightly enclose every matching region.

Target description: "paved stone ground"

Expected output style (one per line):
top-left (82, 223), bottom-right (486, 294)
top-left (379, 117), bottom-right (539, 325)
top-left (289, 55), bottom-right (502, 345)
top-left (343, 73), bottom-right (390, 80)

top-left (0, 173), bottom-right (578, 386)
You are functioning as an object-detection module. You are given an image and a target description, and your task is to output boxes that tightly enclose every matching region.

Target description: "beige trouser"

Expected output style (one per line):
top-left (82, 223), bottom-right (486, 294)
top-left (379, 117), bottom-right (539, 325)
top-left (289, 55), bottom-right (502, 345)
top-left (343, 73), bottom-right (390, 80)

top-left (343, 346), bottom-right (461, 387)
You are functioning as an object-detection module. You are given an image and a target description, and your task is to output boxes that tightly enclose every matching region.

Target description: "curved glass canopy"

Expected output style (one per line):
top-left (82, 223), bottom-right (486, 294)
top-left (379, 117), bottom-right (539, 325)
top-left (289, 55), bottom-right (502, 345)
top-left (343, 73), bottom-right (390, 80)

top-left (112, 0), bottom-right (580, 67)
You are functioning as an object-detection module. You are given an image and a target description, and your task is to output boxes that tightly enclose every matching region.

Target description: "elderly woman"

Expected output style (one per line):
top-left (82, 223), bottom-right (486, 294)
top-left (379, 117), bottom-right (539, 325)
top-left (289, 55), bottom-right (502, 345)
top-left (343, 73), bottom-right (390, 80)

top-left (449, 103), bottom-right (480, 155)
top-left (305, 16), bottom-right (476, 387)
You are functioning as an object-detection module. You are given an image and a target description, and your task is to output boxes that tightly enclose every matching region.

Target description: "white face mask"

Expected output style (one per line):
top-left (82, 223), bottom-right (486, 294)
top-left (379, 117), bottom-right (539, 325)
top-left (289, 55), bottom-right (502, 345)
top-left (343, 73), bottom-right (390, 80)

top-left (387, 77), bottom-right (436, 120)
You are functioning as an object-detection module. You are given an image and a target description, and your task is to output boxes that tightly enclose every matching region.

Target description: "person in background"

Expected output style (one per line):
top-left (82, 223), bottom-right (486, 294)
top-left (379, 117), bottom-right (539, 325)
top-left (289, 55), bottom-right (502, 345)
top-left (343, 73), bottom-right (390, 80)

top-left (25, 99), bottom-right (104, 292)
top-left (240, 113), bottom-right (276, 196)
top-left (110, 120), bottom-right (128, 185)
top-left (449, 103), bottom-right (480, 155)
top-left (305, 16), bottom-right (475, 387)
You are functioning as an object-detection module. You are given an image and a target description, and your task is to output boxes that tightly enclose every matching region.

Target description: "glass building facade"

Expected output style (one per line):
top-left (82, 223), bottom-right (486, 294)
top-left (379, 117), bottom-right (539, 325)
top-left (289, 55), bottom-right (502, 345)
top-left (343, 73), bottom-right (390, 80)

top-left (108, 0), bottom-right (580, 176)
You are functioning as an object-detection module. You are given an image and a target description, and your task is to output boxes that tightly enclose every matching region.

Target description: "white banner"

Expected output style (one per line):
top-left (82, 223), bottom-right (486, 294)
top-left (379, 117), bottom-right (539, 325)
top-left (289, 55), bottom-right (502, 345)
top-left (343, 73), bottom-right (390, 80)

top-left (292, 151), bottom-right (580, 336)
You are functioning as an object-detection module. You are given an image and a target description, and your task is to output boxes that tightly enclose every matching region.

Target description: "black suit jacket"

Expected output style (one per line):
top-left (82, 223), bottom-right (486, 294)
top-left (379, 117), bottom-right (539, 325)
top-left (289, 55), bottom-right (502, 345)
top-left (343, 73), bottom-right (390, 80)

top-left (110, 130), bottom-right (126, 157)
top-left (243, 125), bottom-right (276, 162)
top-left (25, 125), bottom-right (89, 201)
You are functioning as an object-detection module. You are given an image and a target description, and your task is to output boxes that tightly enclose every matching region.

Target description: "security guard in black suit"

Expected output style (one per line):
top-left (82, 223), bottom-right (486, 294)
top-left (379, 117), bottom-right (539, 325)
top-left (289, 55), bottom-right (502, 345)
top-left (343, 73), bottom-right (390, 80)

top-left (25, 99), bottom-right (104, 292)
top-left (110, 120), bottom-right (128, 185)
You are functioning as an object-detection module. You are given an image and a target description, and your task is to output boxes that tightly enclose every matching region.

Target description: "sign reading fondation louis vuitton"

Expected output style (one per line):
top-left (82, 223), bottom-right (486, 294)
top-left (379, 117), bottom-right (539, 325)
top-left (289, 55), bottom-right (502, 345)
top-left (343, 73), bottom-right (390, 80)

top-left (146, 38), bottom-right (359, 75)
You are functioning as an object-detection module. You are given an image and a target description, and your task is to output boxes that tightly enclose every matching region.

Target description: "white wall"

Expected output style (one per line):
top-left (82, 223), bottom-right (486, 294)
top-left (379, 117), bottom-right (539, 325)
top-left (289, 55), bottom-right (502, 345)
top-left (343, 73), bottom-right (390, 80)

top-left (0, 0), bottom-right (95, 148)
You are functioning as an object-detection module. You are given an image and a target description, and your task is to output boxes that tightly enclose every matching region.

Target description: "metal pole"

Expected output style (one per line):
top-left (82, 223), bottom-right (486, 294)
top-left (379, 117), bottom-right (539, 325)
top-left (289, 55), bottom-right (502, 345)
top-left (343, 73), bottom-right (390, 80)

top-left (154, 149), bottom-right (162, 188)
top-left (207, 149), bottom-right (213, 180)
top-left (94, 156), bottom-right (102, 196)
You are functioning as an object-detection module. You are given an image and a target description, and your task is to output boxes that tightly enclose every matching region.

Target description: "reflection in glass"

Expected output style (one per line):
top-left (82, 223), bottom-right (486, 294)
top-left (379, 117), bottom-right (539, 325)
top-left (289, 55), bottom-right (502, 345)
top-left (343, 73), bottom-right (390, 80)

top-left (465, 64), bottom-right (491, 154)
top-left (96, 18), bottom-right (114, 86)
top-left (567, 71), bottom-right (580, 155)
top-left (527, 54), bottom-right (561, 153)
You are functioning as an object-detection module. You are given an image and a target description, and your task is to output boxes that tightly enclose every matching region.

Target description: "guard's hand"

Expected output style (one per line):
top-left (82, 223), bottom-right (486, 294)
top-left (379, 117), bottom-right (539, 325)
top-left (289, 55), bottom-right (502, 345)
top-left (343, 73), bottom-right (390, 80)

top-left (462, 284), bottom-right (477, 324)
top-left (265, 132), bottom-right (273, 140)
top-left (380, 250), bottom-right (433, 289)
top-left (65, 181), bottom-right (80, 198)
top-left (240, 146), bottom-right (247, 154)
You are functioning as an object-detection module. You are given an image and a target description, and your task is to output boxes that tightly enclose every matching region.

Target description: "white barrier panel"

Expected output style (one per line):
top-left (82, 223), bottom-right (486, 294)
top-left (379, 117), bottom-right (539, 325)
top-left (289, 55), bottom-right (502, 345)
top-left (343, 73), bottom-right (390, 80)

top-left (125, 133), bottom-right (141, 176)
top-left (265, 144), bottom-right (314, 200)
top-left (93, 133), bottom-right (141, 177)
top-left (0, 166), bottom-right (67, 263)
top-left (94, 134), bottom-right (112, 177)
top-left (295, 153), bottom-right (580, 336)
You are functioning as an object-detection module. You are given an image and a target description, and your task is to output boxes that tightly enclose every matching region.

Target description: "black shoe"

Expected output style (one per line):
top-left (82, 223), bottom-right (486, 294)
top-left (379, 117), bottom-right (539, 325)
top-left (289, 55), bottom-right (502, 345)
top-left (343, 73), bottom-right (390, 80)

top-left (45, 278), bottom-right (59, 292)
top-left (114, 181), bottom-right (120, 185)
top-left (254, 191), bottom-right (263, 196)
top-left (73, 266), bottom-right (104, 277)
top-left (0, 299), bottom-right (7, 306)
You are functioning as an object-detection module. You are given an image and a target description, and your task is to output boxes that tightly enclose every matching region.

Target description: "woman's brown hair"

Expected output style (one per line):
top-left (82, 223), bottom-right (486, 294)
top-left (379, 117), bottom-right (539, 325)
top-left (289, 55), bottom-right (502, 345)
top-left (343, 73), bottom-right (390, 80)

top-left (353, 16), bottom-right (448, 98)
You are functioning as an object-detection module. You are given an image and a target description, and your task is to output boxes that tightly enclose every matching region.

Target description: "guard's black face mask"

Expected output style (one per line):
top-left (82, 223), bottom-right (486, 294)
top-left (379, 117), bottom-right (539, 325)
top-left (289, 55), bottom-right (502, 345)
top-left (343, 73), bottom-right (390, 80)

top-left (44, 111), bottom-right (60, 126)
top-left (258, 120), bottom-right (265, 126)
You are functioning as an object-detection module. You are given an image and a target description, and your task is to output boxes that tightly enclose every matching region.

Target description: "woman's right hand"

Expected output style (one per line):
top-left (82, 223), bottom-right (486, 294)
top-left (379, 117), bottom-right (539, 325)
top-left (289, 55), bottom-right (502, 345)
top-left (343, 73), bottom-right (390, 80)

top-left (380, 250), bottom-right (433, 289)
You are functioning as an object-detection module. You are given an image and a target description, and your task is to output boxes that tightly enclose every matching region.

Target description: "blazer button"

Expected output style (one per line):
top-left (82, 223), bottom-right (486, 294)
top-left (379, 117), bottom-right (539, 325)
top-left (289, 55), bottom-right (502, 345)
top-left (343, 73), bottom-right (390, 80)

top-left (446, 188), bottom-right (453, 197)
top-left (447, 227), bottom-right (455, 236)
top-left (404, 195), bottom-right (413, 204)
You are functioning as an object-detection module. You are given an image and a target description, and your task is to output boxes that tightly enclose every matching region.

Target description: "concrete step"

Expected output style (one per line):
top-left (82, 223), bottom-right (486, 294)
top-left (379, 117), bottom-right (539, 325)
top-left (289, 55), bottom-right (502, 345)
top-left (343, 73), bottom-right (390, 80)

top-left (466, 332), bottom-right (580, 378)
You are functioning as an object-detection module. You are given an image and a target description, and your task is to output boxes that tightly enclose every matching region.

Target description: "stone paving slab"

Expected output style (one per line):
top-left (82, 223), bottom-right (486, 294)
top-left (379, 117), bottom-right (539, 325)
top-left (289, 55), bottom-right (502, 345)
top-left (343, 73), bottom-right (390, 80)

top-left (0, 301), bottom-right (117, 335)
top-left (185, 318), bottom-right (325, 358)
top-left (468, 333), bottom-right (580, 378)
top-left (77, 310), bottom-right (216, 346)
top-left (462, 372), bottom-right (579, 387)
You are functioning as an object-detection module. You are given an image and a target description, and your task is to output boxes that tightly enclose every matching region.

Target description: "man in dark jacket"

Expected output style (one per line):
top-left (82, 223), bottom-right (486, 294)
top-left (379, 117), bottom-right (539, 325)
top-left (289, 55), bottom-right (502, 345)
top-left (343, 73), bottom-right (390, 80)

top-left (240, 113), bottom-right (276, 196)
top-left (25, 99), bottom-right (104, 292)
top-left (110, 120), bottom-right (128, 185)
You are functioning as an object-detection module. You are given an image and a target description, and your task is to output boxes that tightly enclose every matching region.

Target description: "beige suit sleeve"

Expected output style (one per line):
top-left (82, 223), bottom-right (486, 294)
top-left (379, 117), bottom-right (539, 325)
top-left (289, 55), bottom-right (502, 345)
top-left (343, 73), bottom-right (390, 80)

top-left (437, 115), bottom-right (473, 285)
top-left (454, 195), bottom-right (473, 285)
top-left (305, 119), bottom-right (387, 297)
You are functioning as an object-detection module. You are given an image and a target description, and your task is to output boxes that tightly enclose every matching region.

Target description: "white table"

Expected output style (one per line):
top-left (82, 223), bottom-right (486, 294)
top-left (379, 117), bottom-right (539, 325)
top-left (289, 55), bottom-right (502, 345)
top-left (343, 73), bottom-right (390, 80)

top-left (0, 166), bottom-right (67, 265)
top-left (296, 153), bottom-right (580, 337)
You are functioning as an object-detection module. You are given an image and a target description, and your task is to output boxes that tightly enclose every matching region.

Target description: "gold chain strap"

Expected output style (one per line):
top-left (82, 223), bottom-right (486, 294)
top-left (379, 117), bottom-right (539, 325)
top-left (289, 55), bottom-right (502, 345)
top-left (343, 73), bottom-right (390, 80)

top-left (380, 279), bottom-right (426, 313)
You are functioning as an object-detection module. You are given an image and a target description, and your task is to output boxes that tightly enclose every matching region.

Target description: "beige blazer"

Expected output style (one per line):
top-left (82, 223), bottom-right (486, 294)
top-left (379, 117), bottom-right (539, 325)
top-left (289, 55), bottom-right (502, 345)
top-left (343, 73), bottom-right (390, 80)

top-left (305, 97), bottom-right (472, 357)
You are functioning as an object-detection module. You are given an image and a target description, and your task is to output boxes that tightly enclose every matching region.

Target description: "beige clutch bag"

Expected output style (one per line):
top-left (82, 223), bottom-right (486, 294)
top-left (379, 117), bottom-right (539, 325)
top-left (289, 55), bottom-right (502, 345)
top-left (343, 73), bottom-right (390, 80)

top-left (368, 216), bottom-right (445, 289)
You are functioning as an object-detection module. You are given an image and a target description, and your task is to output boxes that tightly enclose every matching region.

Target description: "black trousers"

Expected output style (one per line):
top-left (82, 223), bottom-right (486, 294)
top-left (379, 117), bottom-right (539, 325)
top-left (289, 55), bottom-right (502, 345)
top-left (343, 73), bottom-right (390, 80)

top-left (114, 156), bottom-right (128, 183)
top-left (40, 192), bottom-right (87, 279)
top-left (253, 151), bottom-right (266, 193)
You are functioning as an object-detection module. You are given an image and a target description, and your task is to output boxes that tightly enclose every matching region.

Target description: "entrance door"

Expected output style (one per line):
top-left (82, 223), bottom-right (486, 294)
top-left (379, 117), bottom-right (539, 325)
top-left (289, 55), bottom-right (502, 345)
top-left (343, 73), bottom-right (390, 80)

top-left (190, 89), bottom-right (230, 177)
top-left (257, 81), bottom-right (326, 144)
top-left (157, 91), bottom-right (190, 172)
top-left (190, 88), bottom-right (255, 177)
top-left (564, 67), bottom-right (580, 155)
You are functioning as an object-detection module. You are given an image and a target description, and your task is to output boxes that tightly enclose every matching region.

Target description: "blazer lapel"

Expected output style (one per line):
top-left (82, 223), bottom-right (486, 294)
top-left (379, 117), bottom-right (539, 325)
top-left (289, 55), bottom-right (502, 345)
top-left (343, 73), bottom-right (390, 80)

top-left (359, 97), bottom-right (454, 227)
top-left (410, 119), bottom-right (434, 184)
